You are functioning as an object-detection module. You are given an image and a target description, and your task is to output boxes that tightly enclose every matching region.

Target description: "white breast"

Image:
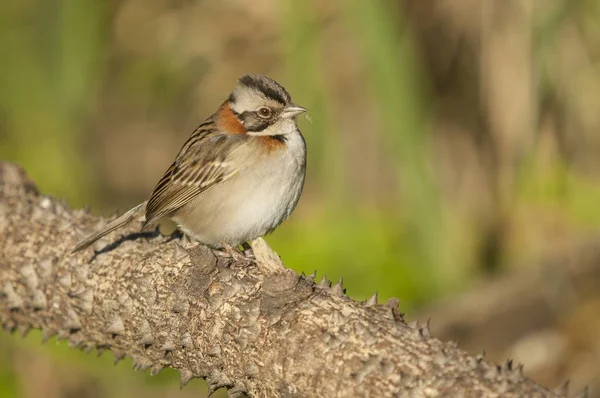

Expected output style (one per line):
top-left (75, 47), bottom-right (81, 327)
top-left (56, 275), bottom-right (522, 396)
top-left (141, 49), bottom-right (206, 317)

top-left (173, 126), bottom-right (306, 247)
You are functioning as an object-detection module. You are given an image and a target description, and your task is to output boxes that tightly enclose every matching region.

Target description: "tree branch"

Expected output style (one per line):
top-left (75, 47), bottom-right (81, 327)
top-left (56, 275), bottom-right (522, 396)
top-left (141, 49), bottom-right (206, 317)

top-left (0, 162), bottom-right (569, 397)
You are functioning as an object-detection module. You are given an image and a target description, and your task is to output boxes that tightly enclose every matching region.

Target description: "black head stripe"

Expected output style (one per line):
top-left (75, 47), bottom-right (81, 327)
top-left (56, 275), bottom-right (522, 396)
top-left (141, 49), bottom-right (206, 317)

top-left (239, 74), bottom-right (291, 105)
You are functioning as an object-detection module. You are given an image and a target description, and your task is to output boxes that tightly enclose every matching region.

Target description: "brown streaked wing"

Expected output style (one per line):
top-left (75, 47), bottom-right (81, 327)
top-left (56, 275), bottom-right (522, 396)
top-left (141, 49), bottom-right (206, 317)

top-left (143, 122), bottom-right (246, 228)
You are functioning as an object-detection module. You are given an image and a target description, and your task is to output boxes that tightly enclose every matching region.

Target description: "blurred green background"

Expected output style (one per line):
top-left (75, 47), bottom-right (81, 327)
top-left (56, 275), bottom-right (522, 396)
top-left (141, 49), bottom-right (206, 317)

top-left (2, 0), bottom-right (600, 396)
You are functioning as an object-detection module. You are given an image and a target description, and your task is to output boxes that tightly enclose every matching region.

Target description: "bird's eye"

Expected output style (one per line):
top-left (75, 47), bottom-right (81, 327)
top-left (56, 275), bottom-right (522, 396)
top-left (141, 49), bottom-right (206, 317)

top-left (258, 107), bottom-right (272, 118)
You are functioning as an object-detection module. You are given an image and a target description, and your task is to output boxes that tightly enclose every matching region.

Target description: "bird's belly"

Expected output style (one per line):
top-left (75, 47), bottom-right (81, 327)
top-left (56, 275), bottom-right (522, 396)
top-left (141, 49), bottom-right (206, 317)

top-left (172, 153), bottom-right (304, 247)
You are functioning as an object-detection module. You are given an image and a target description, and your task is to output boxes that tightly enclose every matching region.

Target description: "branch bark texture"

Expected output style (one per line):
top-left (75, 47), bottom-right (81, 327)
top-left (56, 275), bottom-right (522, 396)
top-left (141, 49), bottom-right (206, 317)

top-left (0, 162), bottom-right (568, 397)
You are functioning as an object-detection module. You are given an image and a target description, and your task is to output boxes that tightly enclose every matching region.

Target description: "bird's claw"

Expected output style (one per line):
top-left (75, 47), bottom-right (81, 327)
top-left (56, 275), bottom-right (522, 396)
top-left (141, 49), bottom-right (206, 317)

top-left (216, 242), bottom-right (251, 262)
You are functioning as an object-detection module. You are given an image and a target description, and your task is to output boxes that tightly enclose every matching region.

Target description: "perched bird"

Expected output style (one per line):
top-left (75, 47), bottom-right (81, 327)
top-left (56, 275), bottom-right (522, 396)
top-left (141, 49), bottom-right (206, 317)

top-left (73, 74), bottom-right (307, 255)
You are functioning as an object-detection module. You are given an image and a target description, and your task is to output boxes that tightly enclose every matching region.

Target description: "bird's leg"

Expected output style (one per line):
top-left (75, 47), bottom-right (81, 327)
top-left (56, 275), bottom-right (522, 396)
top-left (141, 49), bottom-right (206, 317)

top-left (217, 241), bottom-right (246, 262)
top-left (161, 228), bottom-right (185, 244)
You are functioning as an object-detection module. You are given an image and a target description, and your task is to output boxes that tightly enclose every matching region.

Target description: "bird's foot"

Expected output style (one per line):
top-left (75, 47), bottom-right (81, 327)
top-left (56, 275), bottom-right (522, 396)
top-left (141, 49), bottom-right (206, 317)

top-left (216, 242), bottom-right (247, 262)
top-left (161, 228), bottom-right (185, 245)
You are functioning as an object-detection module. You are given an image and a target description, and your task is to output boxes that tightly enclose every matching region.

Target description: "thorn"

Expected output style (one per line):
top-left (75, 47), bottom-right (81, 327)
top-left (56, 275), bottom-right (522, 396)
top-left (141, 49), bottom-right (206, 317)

top-left (19, 264), bottom-right (39, 290)
top-left (208, 345), bottom-right (221, 357)
top-left (57, 272), bottom-right (72, 289)
top-left (117, 291), bottom-right (133, 307)
top-left (484, 365), bottom-right (499, 379)
top-left (387, 298), bottom-right (404, 323)
top-left (318, 275), bottom-right (330, 287)
top-left (41, 327), bottom-right (56, 343)
top-left (64, 308), bottom-right (82, 332)
top-left (416, 325), bottom-right (429, 339)
top-left (245, 362), bottom-right (259, 378)
top-left (228, 385), bottom-right (250, 398)
top-left (18, 324), bottom-right (31, 338)
top-left (2, 320), bottom-right (16, 333)
top-left (132, 356), bottom-right (152, 372)
top-left (173, 243), bottom-right (188, 260)
top-left (307, 271), bottom-right (317, 281)
top-left (74, 263), bottom-right (90, 282)
top-left (411, 320), bottom-right (428, 340)
top-left (106, 316), bottom-right (125, 336)
top-left (331, 278), bottom-right (345, 296)
top-left (68, 334), bottom-right (84, 348)
top-left (399, 371), bottom-right (417, 387)
top-left (387, 297), bottom-right (400, 309)
top-left (577, 386), bottom-right (589, 398)
top-left (421, 318), bottom-right (432, 338)
top-left (134, 275), bottom-right (153, 291)
top-left (300, 271), bottom-right (306, 279)
top-left (137, 319), bottom-right (153, 348)
top-left (364, 292), bottom-right (378, 307)
top-left (68, 285), bottom-right (86, 297)
top-left (38, 259), bottom-right (53, 279)
top-left (113, 350), bottom-right (125, 365)
top-left (56, 329), bottom-right (70, 341)
top-left (150, 364), bottom-right (163, 376)
top-left (509, 363), bottom-right (525, 382)
top-left (516, 363), bottom-right (524, 375)
top-left (71, 289), bottom-right (94, 314)
top-left (3, 283), bottom-right (24, 310)
top-left (32, 290), bottom-right (47, 311)
top-left (433, 351), bottom-right (449, 367)
top-left (554, 380), bottom-right (570, 396)
top-left (160, 339), bottom-right (175, 353)
top-left (180, 332), bottom-right (193, 350)
top-left (170, 296), bottom-right (189, 314)
top-left (180, 369), bottom-right (194, 389)
top-left (476, 351), bottom-right (486, 363)
top-left (505, 359), bottom-right (513, 371)
top-left (207, 370), bottom-right (232, 393)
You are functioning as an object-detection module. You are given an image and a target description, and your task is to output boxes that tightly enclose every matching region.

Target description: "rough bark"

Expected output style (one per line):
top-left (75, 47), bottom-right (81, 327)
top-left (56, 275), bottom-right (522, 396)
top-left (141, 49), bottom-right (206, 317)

top-left (0, 162), bottom-right (575, 397)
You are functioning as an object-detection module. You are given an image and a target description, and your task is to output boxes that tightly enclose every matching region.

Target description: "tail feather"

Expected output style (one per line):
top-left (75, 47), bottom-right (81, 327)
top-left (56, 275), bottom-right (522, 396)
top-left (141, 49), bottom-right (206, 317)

top-left (72, 202), bottom-right (147, 253)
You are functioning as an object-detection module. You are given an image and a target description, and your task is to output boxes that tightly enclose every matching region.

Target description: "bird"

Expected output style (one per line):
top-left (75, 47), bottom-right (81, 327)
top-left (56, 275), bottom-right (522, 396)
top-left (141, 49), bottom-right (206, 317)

top-left (73, 74), bottom-right (307, 256)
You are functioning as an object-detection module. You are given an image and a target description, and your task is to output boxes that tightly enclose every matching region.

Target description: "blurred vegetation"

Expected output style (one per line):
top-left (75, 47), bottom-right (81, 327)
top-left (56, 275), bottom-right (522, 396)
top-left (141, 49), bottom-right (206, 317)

top-left (2, 0), bottom-right (600, 396)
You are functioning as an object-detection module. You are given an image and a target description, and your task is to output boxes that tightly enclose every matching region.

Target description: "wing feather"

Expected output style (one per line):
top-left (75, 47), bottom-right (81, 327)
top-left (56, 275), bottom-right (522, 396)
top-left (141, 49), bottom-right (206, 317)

top-left (143, 121), bottom-right (246, 228)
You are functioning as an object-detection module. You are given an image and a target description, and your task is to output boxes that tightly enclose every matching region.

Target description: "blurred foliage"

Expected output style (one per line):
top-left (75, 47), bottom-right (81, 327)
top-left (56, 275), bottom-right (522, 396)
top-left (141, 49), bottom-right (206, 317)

top-left (0, 0), bottom-right (107, 202)
top-left (2, 0), bottom-right (600, 396)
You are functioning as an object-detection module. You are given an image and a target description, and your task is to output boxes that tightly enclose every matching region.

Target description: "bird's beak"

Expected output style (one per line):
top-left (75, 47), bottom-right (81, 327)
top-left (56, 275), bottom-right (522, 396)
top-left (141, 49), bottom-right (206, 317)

top-left (281, 104), bottom-right (308, 119)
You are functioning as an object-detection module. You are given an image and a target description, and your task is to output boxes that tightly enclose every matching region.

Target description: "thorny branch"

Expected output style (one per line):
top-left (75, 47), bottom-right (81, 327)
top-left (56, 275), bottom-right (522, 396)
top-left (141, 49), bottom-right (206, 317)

top-left (0, 162), bottom-right (584, 397)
